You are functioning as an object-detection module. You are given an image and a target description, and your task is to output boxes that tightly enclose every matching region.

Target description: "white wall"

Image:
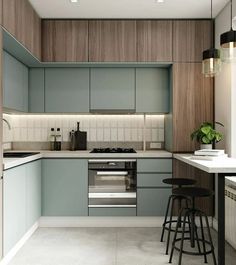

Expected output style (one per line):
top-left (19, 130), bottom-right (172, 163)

top-left (215, 0), bottom-right (236, 157)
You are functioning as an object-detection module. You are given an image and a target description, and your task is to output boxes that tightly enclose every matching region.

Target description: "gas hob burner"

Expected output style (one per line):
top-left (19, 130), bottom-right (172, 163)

top-left (90, 148), bottom-right (136, 153)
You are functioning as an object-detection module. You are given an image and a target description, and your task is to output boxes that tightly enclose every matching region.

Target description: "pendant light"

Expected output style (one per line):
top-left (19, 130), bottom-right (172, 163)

top-left (202, 0), bottom-right (221, 77)
top-left (220, 0), bottom-right (236, 62)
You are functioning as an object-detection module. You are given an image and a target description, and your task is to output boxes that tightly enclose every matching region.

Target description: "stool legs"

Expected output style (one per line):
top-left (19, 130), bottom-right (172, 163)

top-left (178, 210), bottom-right (188, 265)
top-left (161, 195), bottom-right (172, 242)
top-left (199, 212), bottom-right (208, 263)
top-left (204, 213), bottom-right (217, 265)
top-left (166, 197), bottom-right (175, 254)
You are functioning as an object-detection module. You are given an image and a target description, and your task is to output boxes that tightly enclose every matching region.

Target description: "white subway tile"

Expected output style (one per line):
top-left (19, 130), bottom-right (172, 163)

top-left (151, 129), bottom-right (158, 142)
top-left (124, 128), bottom-right (131, 141)
top-left (117, 128), bottom-right (124, 141)
top-left (111, 128), bottom-right (118, 141)
top-left (104, 128), bottom-right (111, 141)
top-left (96, 128), bottom-right (104, 141)
top-left (158, 129), bottom-right (165, 142)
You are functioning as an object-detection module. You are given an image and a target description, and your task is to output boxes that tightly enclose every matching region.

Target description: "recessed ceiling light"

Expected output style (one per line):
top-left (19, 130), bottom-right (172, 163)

top-left (70, 0), bottom-right (78, 3)
top-left (155, 0), bottom-right (164, 3)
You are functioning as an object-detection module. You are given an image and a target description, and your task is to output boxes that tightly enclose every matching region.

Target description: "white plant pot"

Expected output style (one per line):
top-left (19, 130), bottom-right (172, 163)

top-left (200, 144), bottom-right (213, 150)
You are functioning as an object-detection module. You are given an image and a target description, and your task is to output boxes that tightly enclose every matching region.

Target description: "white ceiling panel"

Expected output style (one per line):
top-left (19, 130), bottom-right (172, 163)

top-left (28, 0), bottom-right (229, 19)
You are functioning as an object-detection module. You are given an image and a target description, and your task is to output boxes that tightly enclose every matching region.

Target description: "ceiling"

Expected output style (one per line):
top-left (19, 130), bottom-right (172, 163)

top-left (29, 0), bottom-right (229, 19)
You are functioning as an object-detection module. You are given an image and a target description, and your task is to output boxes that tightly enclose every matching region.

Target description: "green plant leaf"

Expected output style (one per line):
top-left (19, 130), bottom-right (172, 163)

top-left (202, 136), bottom-right (211, 144)
top-left (201, 126), bottom-right (211, 135)
top-left (207, 131), bottom-right (215, 141)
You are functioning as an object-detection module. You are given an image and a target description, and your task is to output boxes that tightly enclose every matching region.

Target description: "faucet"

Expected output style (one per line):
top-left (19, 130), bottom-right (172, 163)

top-left (3, 119), bottom-right (11, 130)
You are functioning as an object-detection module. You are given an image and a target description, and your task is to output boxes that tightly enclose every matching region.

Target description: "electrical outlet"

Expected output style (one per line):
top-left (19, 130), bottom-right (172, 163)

top-left (150, 142), bottom-right (161, 149)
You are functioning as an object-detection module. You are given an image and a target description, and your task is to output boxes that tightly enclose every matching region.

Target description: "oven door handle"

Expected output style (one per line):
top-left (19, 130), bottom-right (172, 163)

top-left (96, 171), bottom-right (128, 176)
top-left (89, 192), bottom-right (136, 198)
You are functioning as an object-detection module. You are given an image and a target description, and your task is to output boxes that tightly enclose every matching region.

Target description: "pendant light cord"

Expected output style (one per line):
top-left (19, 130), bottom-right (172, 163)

top-left (231, 0), bottom-right (233, 30)
top-left (211, 0), bottom-right (214, 49)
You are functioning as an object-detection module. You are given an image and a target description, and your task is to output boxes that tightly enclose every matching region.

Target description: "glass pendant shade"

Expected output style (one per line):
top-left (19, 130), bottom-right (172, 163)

top-left (220, 29), bottom-right (236, 62)
top-left (202, 48), bottom-right (221, 77)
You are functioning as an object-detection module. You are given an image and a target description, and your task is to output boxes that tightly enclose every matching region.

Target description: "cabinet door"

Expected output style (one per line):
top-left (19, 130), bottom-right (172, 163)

top-left (3, 165), bottom-right (26, 255)
top-left (3, 51), bottom-right (28, 112)
top-left (137, 188), bottom-right (171, 216)
top-left (89, 20), bottom-right (136, 62)
top-left (25, 160), bottom-right (41, 230)
top-left (42, 159), bottom-right (88, 216)
top-left (173, 20), bottom-right (212, 62)
top-left (172, 63), bottom-right (213, 152)
top-left (45, 68), bottom-right (89, 113)
top-left (137, 20), bottom-right (172, 62)
top-left (42, 20), bottom-right (88, 62)
top-left (29, 68), bottom-right (45, 113)
top-left (3, 0), bottom-right (41, 59)
top-left (136, 68), bottom-right (169, 113)
top-left (90, 68), bottom-right (135, 111)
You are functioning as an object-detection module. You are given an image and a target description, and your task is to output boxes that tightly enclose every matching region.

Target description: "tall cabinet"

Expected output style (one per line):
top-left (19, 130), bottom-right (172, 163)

top-left (167, 20), bottom-right (214, 215)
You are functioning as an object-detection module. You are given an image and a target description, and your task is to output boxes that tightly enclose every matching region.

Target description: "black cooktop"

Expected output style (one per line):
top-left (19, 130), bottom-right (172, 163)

top-left (90, 148), bottom-right (136, 153)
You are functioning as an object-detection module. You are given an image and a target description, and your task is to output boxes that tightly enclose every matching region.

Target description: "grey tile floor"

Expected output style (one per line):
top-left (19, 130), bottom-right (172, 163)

top-left (8, 227), bottom-right (236, 265)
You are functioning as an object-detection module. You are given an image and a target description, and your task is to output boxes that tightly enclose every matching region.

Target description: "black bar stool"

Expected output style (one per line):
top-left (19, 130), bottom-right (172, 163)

top-left (160, 178), bottom-right (196, 254)
top-left (169, 187), bottom-right (217, 265)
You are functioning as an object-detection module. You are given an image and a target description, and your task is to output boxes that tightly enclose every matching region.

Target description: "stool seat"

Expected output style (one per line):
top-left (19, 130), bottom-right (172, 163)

top-left (173, 187), bottom-right (213, 198)
top-left (163, 178), bottom-right (196, 186)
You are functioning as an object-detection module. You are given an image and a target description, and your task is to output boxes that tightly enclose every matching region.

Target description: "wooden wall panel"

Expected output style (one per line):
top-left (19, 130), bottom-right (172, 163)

top-left (173, 20), bottom-right (212, 62)
top-left (137, 20), bottom-right (172, 62)
top-left (42, 20), bottom-right (88, 62)
top-left (172, 63), bottom-right (214, 152)
top-left (89, 20), bottom-right (136, 62)
top-left (173, 159), bottom-right (214, 215)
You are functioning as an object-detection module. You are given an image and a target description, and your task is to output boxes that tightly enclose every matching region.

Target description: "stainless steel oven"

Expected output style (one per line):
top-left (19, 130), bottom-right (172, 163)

top-left (88, 159), bottom-right (137, 208)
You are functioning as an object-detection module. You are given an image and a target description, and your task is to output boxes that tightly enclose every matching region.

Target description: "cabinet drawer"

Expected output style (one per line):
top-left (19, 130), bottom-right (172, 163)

top-left (89, 207), bottom-right (136, 216)
top-left (137, 159), bottom-right (172, 173)
top-left (137, 173), bottom-right (172, 187)
top-left (137, 188), bottom-right (171, 216)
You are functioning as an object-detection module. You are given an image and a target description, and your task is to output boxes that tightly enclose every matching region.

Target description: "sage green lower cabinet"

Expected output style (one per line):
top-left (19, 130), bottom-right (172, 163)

top-left (3, 165), bottom-right (26, 255)
top-left (3, 160), bottom-right (41, 255)
top-left (45, 68), bottom-right (90, 113)
top-left (25, 160), bottom-right (42, 230)
top-left (137, 188), bottom-right (171, 216)
top-left (89, 207), bottom-right (136, 216)
top-left (137, 158), bottom-right (173, 216)
top-left (42, 159), bottom-right (88, 216)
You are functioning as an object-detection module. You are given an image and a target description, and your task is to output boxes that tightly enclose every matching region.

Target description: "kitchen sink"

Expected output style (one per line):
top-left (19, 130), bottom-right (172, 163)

top-left (3, 152), bottom-right (40, 158)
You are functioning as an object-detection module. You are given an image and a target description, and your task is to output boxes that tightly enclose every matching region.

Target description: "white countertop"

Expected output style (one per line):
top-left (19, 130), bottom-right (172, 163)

top-left (3, 150), bottom-right (172, 170)
top-left (174, 153), bottom-right (236, 174)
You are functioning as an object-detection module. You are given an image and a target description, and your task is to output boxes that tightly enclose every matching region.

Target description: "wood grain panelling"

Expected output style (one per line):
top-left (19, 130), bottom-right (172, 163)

top-left (42, 20), bottom-right (88, 62)
top-left (173, 20), bottom-right (212, 62)
top-left (0, 0), bottom-right (2, 25)
top-left (3, 0), bottom-right (41, 59)
top-left (173, 159), bottom-right (214, 215)
top-left (89, 20), bottom-right (136, 62)
top-left (137, 20), bottom-right (172, 62)
top-left (172, 63), bottom-right (213, 152)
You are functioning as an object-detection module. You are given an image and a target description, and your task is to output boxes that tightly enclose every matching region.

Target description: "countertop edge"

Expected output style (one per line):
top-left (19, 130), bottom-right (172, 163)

top-left (3, 150), bottom-right (173, 170)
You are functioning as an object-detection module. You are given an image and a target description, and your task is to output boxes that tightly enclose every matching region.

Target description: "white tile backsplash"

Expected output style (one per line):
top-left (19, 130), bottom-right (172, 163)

top-left (4, 114), bottom-right (165, 144)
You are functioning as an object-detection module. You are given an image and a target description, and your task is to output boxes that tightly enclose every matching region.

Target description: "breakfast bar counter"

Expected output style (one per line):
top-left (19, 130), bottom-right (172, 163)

top-left (174, 153), bottom-right (236, 265)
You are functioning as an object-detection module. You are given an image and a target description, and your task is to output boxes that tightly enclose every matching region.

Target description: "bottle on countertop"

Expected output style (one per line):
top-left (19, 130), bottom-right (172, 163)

top-left (70, 130), bottom-right (76, 151)
top-left (55, 128), bottom-right (62, 151)
top-left (49, 128), bottom-right (55, 151)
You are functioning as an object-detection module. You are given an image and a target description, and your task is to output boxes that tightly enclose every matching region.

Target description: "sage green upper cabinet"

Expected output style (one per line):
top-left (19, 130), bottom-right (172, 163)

top-left (29, 68), bottom-right (45, 113)
top-left (3, 165), bottom-right (26, 255)
top-left (90, 68), bottom-right (135, 112)
top-left (42, 159), bottom-right (88, 216)
top-left (136, 68), bottom-right (169, 113)
top-left (45, 68), bottom-right (89, 113)
top-left (3, 51), bottom-right (28, 112)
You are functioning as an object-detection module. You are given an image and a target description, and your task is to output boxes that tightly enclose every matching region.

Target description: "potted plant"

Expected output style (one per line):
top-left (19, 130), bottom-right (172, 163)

top-left (191, 122), bottom-right (224, 149)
